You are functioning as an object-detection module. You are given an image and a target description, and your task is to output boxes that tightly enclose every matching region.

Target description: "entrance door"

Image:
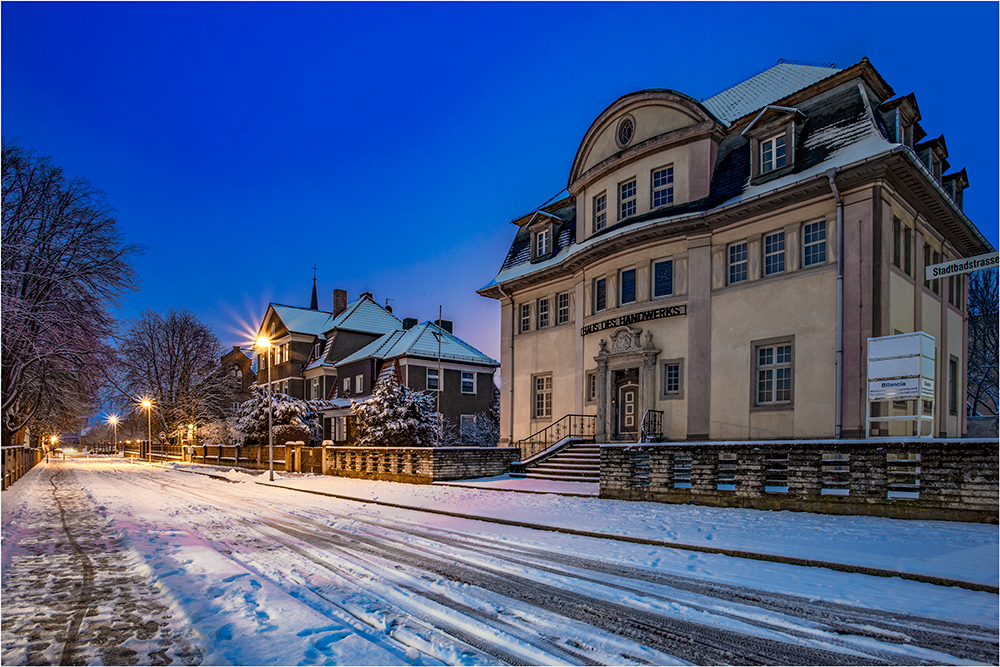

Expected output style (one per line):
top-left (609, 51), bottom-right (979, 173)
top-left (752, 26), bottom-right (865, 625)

top-left (617, 381), bottom-right (639, 439)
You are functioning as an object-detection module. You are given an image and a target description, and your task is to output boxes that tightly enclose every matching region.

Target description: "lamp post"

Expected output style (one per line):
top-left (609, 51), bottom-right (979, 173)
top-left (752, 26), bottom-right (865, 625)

top-left (255, 336), bottom-right (274, 481)
top-left (140, 399), bottom-right (152, 463)
top-left (108, 415), bottom-right (119, 455)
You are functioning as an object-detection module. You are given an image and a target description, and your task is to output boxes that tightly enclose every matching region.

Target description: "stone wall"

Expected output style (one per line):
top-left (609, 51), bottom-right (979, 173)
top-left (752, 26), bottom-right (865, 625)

top-left (600, 440), bottom-right (998, 523)
top-left (323, 446), bottom-right (519, 484)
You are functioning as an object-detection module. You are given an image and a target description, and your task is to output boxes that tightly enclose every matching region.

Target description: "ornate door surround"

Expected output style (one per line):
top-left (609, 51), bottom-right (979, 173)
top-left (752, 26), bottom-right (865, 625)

top-left (594, 326), bottom-right (661, 442)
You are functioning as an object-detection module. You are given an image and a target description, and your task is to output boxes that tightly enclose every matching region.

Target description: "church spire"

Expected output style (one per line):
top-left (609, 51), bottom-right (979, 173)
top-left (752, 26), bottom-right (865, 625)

top-left (310, 265), bottom-right (319, 310)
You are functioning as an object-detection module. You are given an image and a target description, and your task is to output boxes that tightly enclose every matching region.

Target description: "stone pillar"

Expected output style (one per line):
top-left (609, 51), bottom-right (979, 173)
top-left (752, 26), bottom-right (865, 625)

top-left (595, 339), bottom-right (609, 442)
top-left (687, 236), bottom-right (712, 439)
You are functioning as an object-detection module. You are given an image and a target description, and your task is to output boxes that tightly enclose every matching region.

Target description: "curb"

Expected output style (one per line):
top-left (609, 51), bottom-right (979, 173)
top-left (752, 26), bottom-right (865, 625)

top-left (253, 480), bottom-right (998, 595)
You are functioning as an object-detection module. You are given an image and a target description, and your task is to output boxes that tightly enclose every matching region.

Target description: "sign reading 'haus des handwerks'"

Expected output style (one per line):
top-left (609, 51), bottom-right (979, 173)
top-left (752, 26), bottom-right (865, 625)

top-left (581, 304), bottom-right (687, 336)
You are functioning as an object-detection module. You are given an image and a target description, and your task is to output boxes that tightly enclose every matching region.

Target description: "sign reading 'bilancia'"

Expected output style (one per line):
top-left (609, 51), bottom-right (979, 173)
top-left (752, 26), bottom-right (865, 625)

top-left (581, 304), bottom-right (687, 336)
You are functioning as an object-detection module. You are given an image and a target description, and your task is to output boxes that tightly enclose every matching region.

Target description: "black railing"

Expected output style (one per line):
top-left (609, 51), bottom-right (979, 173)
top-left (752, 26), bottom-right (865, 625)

top-left (514, 414), bottom-right (596, 461)
top-left (640, 410), bottom-right (663, 442)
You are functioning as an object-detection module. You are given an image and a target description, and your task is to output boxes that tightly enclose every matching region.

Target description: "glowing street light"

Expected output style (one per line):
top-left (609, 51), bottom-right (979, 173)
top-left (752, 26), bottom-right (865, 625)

top-left (107, 415), bottom-right (119, 455)
top-left (255, 335), bottom-right (274, 482)
top-left (140, 399), bottom-right (152, 463)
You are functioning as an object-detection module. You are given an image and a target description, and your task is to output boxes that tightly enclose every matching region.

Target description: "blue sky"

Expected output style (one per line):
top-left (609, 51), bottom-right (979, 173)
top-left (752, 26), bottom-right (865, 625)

top-left (3, 2), bottom-right (997, 362)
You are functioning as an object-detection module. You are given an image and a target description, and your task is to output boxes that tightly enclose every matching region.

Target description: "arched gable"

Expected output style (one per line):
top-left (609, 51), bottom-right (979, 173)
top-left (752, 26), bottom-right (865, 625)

top-left (568, 90), bottom-right (723, 193)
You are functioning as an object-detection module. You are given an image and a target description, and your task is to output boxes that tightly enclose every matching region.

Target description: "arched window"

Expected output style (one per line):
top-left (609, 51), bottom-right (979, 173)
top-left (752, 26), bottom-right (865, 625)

top-left (235, 369), bottom-right (243, 390)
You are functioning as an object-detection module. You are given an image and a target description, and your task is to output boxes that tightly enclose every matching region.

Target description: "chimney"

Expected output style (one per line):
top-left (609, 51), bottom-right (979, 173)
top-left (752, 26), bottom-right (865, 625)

top-left (333, 289), bottom-right (347, 316)
top-left (402, 318), bottom-right (418, 330)
top-left (434, 319), bottom-right (453, 334)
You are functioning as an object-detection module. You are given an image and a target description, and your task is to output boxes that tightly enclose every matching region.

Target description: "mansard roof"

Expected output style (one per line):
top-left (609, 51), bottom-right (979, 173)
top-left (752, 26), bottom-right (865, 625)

top-left (702, 60), bottom-right (843, 125)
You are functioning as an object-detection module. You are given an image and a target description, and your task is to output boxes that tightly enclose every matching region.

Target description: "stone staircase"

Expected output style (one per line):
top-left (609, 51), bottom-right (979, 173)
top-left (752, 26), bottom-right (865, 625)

top-left (523, 442), bottom-right (600, 483)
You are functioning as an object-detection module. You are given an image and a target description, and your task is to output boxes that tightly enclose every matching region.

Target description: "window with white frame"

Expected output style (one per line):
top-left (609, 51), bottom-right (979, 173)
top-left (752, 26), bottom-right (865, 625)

top-left (594, 277), bottom-right (607, 312)
top-left (534, 228), bottom-right (550, 258)
top-left (533, 374), bottom-right (552, 418)
top-left (585, 371), bottom-right (597, 403)
top-left (556, 293), bottom-right (570, 325)
top-left (519, 303), bottom-right (531, 333)
top-left (660, 359), bottom-right (684, 399)
top-left (761, 134), bottom-right (787, 173)
top-left (426, 368), bottom-right (440, 391)
top-left (311, 378), bottom-right (320, 399)
top-left (619, 179), bottom-right (637, 220)
top-left (594, 192), bottom-right (607, 232)
top-left (234, 369), bottom-right (243, 391)
top-left (620, 268), bottom-right (637, 305)
top-left (755, 340), bottom-right (793, 406)
top-left (355, 375), bottom-right (363, 394)
top-left (282, 380), bottom-right (289, 394)
top-left (343, 378), bottom-right (351, 395)
top-left (652, 166), bottom-right (674, 208)
top-left (537, 298), bottom-right (550, 329)
top-left (803, 220), bottom-right (827, 267)
top-left (461, 371), bottom-right (475, 394)
top-left (460, 414), bottom-right (476, 443)
top-left (652, 259), bottom-right (673, 298)
top-left (764, 231), bottom-right (785, 276)
top-left (728, 241), bottom-right (748, 284)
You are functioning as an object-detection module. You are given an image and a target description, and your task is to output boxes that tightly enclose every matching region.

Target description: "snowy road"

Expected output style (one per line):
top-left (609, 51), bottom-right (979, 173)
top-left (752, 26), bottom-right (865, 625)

top-left (2, 458), bottom-right (997, 666)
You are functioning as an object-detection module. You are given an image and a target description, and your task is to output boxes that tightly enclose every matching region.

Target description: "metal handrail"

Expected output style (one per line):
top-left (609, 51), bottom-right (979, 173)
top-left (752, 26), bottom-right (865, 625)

top-left (639, 409), bottom-right (664, 443)
top-left (514, 414), bottom-right (596, 461)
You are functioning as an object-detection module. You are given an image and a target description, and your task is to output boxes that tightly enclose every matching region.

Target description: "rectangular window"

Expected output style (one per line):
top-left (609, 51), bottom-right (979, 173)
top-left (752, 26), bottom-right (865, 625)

top-left (619, 179), bottom-right (637, 220)
top-left (556, 293), bottom-right (570, 325)
top-left (803, 220), bottom-right (827, 267)
top-left (537, 298), bottom-right (550, 328)
top-left (620, 268), bottom-right (637, 305)
top-left (893, 217), bottom-right (901, 269)
top-left (533, 375), bottom-right (552, 418)
top-left (904, 226), bottom-right (912, 276)
top-left (594, 277), bottom-right (607, 312)
top-left (460, 415), bottom-right (476, 443)
top-left (461, 371), bottom-right (475, 395)
top-left (594, 193), bottom-right (607, 232)
top-left (756, 341), bottom-right (793, 406)
top-left (764, 231), bottom-right (785, 276)
top-left (343, 378), bottom-right (350, 395)
top-left (534, 229), bottom-right (550, 257)
top-left (651, 166), bottom-right (674, 208)
top-left (949, 356), bottom-right (959, 414)
top-left (312, 378), bottom-right (320, 400)
top-left (653, 259), bottom-right (673, 298)
top-left (426, 368), bottom-right (440, 391)
top-left (761, 134), bottom-right (787, 173)
top-left (924, 244), bottom-right (932, 289)
top-left (519, 303), bottom-right (531, 333)
top-left (728, 242), bottom-right (748, 285)
top-left (664, 363), bottom-right (680, 394)
top-left (355, 375), bottom-right (363, 394)
top-left (586, 371), bottom-right (597, 403)
top-left (932, 251), bottom-right (941, 294)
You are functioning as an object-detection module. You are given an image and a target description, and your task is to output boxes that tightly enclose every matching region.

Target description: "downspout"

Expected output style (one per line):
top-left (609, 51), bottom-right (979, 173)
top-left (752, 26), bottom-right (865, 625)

top-left (496, 284), bottom-right (515, 445)
top-left (826, 168), bottom-right (844, 439)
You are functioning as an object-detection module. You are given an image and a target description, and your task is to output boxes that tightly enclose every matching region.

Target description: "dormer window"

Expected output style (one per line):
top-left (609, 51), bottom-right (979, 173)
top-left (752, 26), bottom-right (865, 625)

top-left (743, 105), bottom-right (803, 182)
top-left (761, 135), bottom-right (787, 173)
top-left (534, 228), bottom-right (550, 257)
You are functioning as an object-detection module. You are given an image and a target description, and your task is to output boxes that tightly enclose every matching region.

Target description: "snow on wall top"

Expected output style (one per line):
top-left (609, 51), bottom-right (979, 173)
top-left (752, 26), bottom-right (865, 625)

top-left (701, 61), bottom-right (842, 125)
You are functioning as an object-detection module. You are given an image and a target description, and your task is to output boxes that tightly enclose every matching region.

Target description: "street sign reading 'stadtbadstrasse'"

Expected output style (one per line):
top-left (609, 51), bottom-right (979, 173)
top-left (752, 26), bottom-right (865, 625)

top-left (924, 252), bottom-right (998, 281)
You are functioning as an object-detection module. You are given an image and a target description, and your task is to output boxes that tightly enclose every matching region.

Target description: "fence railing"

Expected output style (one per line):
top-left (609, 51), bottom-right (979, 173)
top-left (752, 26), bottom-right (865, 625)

top-left (640, 410), bottom-right (663, 442)
top-left (514, 414), bottom-right (596, 461)
top-left (2, 446), bottom-right (43, 491)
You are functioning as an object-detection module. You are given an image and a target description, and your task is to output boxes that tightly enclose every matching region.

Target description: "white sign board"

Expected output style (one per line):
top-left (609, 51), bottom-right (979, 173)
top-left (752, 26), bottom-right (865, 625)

top-left (867, 356), bottom-right (935, 381)
top-left (868, 377), bottom-right (935, 400)
top-left (867, 332), bottom-right (935, 362)
top-left (866, 332), bottom-right (935, 403)
top-left (925, 251), bottom-right (999, 281)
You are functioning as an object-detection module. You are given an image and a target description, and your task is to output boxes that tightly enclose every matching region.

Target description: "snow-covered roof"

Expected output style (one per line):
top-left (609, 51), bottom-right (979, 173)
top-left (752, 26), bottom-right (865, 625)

top-left (702, 60), bottom-right (842, 125)
top-left (265, 297), bottom-right (401, 342)
top-left (336, 322), bottom-right (499, 368)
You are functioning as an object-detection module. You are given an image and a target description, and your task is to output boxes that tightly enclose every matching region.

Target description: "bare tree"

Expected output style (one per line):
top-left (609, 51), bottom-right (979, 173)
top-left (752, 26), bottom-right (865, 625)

top-left (967, 268), bottom-right (998, 416)
top-left (2, 141), bottom-right (139, 445)
top-left (114, 308), bottom-right (233, 439)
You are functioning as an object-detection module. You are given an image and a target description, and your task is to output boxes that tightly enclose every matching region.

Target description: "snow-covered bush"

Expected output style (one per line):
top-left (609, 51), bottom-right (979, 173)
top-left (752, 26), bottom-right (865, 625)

top-left (462, 410), bottom-right (500, 448)
top-left (236, 385), bottom-right (317, 444)
top-left (273, 423), bottom-right (310, 445)
top-left (350, 373), bottom-right (437, 447)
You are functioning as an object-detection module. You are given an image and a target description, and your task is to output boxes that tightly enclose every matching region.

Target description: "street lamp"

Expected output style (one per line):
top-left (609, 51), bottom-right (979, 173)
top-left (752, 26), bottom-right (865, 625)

top-left (108, 415), bottom-right (119, 455)
top-left (140, 399), bottom-right (152, 463)
top-left (255, 335), bottom-right (274, 481)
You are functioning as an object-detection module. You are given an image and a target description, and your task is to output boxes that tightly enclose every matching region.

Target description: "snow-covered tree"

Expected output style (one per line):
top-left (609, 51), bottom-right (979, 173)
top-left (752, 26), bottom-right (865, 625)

top-left (463, 410), bottom-right (501, 448)
top-left (350, 373), bottom-right (437, 447)
top-left (236, 385), bottom-right (317, 444)
top-left (967, 268), bottom-right (998, 416)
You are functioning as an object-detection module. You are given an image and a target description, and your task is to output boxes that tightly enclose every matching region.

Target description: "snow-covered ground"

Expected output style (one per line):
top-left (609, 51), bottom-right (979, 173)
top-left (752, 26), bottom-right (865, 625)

top-left (2, 457), bottom-right (997, 666)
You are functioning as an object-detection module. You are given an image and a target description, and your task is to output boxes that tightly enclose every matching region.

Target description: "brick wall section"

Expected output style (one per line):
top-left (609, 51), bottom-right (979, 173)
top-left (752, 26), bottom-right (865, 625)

top-left (601, 440), bottom-right (999, 523)
top-left (322, 446), bottom-right (519, 484)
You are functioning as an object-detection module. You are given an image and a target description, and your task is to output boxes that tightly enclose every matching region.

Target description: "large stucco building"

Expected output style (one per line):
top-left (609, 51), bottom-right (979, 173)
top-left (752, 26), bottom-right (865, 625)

top-left (478, 59), bottom-right (992, 445)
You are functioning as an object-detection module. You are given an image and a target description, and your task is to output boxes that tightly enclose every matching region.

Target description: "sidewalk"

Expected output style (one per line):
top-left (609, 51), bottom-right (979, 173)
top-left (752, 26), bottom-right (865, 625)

top-left (166, 464), bottom-right (999, 592)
